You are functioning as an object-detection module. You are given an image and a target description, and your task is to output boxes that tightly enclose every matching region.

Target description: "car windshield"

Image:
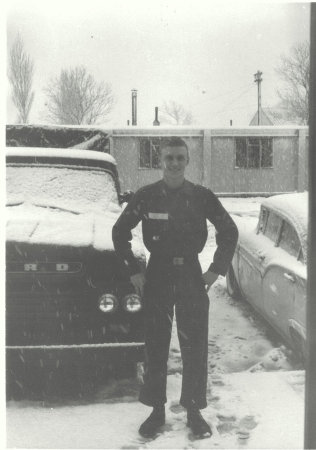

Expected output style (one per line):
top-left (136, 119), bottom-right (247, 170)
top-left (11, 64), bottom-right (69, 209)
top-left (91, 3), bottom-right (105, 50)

top-left (6, 165), bottom-right (119, 213)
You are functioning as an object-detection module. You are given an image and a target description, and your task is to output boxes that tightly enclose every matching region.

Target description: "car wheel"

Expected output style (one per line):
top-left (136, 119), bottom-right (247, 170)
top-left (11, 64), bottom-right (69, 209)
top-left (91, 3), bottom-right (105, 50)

top-left (226, 264), bottom-right (241, 299)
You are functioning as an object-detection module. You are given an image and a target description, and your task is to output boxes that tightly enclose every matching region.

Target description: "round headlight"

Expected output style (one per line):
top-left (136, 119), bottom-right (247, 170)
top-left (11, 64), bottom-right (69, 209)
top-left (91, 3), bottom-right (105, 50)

top-left (98, 293), bottom-right (118, 313)
top-left (123, 294), bottom-right (142, 313)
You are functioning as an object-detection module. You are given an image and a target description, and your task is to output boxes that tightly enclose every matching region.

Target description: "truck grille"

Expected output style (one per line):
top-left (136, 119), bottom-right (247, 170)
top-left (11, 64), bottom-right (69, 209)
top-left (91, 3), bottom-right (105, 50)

top-left (6, 292), bottom-right (142, 347)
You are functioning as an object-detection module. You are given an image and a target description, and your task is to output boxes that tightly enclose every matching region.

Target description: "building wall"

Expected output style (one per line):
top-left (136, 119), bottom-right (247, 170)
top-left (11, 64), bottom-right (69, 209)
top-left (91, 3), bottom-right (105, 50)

top-left (208, 135), bottom-right (297, 193)
top-left (111, 130), bottom-right (204, 192)
top-left (209, 137), bottom-right (234, 192)
top-left (6, 124), bottom-right (308, 195)
top-left (204, 128), bottom-right (307, 194)
top-left (109, 127), bottom-right (308, 195)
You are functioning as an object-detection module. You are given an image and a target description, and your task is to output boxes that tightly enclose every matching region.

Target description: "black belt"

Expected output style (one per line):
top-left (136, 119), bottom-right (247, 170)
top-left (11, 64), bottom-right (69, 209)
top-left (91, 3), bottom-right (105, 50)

top-left (150, 253), bottom-right (199, 266)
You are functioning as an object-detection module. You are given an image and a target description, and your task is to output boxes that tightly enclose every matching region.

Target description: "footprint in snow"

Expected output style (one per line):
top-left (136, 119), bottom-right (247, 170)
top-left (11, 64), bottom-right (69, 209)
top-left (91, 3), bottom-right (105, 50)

top-left (188, 430), bottom-right (212, 443)
top-left (216, 414), bottom-right (238, 434)
top-left (239, 415), bottom-right (258, 430)
top-left (236, 416), bottom-right (258, 444)
top-left (217, 414), bottom-right (237, 422)
top-left (171, 347), bottom-right (181, 354)
top-left (211, 378), bottom-right (225, 386)
top-left (125, 423), bottom-right (175, 448)
top-left (169, 401), bottom-right (185, 414)
top-left (208, 394), bottom-right (221, 402)
top-left (216, 413), bottom-right (258, 441)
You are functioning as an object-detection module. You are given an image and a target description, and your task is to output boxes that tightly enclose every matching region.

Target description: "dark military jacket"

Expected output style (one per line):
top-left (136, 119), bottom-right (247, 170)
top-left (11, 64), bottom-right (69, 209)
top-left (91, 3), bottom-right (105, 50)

top-left (112, 179), bottom-right (238, 276)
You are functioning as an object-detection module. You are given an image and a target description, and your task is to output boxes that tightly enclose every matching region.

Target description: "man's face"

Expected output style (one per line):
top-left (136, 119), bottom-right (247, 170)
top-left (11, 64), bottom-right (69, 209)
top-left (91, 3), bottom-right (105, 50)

top-left (161, 145), bottom-right (189, 179)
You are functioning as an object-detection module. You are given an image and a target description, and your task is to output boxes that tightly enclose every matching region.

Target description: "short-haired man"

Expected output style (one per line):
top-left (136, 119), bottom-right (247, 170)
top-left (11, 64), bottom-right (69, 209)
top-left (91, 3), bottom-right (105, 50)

top-left (112, 137), bottom-right (238, 439)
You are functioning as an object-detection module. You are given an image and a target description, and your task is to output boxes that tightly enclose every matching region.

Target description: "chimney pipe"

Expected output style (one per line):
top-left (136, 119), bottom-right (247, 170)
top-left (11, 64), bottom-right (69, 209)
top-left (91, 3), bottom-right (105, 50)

top-left (153, 106), bottom-right (160, 126)
top-left (132, 89), bottom-right (137, 126)
top-left (230, 120), bottom-right (233, 126)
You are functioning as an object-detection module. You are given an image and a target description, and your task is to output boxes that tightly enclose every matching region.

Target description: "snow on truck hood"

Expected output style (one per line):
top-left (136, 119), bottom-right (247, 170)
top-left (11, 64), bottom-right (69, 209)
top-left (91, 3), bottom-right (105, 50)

top-left (6, 146), bottom-right (117, 165)
top-left (6, 203), bottom-right (144, 257)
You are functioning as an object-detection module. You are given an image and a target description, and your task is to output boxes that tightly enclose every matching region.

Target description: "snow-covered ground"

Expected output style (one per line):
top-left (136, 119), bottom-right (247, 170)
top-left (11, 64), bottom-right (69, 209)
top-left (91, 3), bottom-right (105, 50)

top-left (6, 197), bottom-right (305, 449)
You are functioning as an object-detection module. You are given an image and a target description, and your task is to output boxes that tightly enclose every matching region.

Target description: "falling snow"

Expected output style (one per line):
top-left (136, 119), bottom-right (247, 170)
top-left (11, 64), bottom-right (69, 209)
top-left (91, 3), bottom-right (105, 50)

top-left (6, 197), bottom-right (305, 449)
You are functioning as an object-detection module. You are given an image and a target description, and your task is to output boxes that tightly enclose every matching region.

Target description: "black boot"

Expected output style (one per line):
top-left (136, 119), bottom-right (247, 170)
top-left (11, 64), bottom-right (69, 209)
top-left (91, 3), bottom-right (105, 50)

top-left (138, 406), bottom-right (165, 438)
top-left (187, 408), bottom-right (212, 439)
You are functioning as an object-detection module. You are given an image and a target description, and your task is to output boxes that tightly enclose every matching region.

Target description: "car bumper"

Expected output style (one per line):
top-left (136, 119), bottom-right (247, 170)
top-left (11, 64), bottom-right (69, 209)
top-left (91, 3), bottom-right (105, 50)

top-left (6, 342), bottom-right (145, 371)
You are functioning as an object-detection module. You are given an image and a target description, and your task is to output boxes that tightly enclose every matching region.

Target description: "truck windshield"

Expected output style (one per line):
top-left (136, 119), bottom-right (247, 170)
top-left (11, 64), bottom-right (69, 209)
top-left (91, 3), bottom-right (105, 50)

top-left (6, 165), bottom-right (119, 213)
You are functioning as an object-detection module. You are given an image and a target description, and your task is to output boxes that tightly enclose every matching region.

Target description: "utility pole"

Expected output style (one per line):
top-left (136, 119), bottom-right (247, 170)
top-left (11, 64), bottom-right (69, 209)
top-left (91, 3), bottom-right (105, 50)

top-left (254, 70), bottom-right (263, 125)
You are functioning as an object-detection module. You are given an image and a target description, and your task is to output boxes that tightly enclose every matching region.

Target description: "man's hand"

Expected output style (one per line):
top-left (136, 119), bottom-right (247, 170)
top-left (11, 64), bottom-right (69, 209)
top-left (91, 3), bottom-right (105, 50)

top-left (202, 270), bottom-right (219, 293)
top-left (130, 272), bottom-right (146, 297)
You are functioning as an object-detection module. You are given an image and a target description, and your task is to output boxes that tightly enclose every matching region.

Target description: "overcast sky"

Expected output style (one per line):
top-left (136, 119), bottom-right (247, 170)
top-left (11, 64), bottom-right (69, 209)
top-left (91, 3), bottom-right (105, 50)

top-left (6, 0), bottom-right (310, 127)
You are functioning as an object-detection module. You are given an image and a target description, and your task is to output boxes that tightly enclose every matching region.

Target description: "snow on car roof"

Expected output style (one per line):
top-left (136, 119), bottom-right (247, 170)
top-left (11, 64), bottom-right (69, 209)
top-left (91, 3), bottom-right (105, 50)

top-left (262, 192), bottom-right (308, 225)
top-left (6, 147), bottom-right (117, 165)
top-left (262, 192), bottom-right (308, 254)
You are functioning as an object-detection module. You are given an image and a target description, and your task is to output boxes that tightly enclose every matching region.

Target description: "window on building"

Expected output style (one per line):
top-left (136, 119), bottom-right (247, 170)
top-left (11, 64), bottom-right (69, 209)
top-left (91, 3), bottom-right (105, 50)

top-left (139, 138), bottom-right (162, 169)
top-left (235, 137), bottom-right (273, 169)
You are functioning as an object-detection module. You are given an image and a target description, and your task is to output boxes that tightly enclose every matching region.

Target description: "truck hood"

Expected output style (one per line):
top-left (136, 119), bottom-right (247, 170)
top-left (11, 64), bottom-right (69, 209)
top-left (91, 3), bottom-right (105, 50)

top-left (6, 202), bottom-right (144, 257)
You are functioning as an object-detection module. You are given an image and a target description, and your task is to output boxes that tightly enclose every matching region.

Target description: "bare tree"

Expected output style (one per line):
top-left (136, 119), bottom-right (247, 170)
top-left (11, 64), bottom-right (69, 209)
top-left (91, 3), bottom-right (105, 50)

top-left (45, 66), bottom-right (114, 125)
top-left (8, 34), bottom-right (34, 123)
top-left (276, 41), bottom-right (309, 124)
top-left (160, 100), bottom-right (193, 125)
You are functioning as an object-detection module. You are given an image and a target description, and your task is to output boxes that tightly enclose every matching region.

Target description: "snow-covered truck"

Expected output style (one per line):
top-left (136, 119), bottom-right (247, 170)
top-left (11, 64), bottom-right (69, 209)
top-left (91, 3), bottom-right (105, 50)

top-left (6, 147), bottom-right (146, 396)
top-left (226, 192), bottom-right (307, 360)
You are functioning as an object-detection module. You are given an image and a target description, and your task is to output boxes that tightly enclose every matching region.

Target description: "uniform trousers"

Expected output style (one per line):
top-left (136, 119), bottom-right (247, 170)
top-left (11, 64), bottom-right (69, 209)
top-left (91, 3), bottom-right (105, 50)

top-left (139, 254), bottom-right (210, 410)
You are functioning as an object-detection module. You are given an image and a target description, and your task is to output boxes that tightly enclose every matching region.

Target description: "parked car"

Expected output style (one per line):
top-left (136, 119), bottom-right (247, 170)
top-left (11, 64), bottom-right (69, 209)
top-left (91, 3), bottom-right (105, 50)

top-left (226, 193), bottom-right (307, 359)
top-left (6, 147), bottom-right (146, 395)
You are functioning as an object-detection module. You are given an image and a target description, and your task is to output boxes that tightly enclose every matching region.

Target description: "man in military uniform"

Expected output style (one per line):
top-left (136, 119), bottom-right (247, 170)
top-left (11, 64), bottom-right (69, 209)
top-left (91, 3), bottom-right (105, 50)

top-left (112, 137), bottom-right (238, 439)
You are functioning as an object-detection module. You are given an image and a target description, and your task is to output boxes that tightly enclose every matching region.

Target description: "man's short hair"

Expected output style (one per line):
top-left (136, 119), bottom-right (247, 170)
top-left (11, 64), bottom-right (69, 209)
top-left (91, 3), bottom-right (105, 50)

top-left (161, 137), bottom-right (188, 153)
